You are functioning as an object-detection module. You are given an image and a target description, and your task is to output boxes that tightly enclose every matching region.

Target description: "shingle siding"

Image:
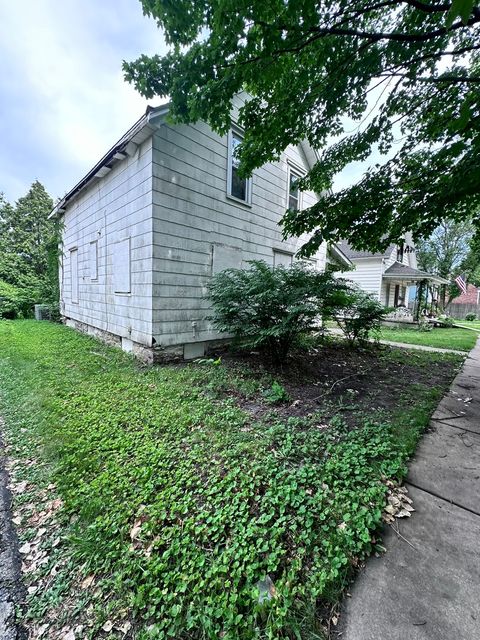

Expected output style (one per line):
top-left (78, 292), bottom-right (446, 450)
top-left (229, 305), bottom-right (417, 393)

top-left (61, 138), bottom-right (154, 347)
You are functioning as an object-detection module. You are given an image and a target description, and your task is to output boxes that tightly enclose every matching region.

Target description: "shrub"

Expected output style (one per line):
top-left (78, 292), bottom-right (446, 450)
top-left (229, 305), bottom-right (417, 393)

top-left (417, 318), bottom-right (433, 332)
top-left (0, 280), bottom-right (37, 319)
top-left (465, 312), bottom-right (477, 321)
top-left (207, 261), bottom-right (349, 362)
top-left (333, 286), bottom-right (387, 345)
top-left (438, 314), bottom-right (454, 327)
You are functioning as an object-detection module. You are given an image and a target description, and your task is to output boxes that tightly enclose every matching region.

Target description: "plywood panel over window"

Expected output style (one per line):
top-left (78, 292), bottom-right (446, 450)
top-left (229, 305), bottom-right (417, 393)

top-left (273, 250), bottom-right (293, 267)
top-left (113, 238), bottom-right (131, 293)
top-left (70, 248), bottom-right (78, 303)
top-left (212, 244), bottom-right (243, 275)
top-left (89, 240), bottom-right (98, 280)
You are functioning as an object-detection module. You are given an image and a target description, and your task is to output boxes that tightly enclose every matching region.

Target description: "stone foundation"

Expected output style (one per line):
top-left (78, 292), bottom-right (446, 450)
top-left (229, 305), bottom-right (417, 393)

top-left (62, 317), bottom-right (229, 364)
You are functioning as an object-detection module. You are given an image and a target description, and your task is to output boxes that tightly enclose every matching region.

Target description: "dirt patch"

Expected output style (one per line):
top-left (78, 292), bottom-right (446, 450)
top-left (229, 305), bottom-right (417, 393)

top-left (212, 343), bottom-right (462, 424)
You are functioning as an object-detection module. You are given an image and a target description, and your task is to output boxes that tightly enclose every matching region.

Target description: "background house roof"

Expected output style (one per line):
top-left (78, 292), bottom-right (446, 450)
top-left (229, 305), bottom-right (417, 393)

top-left (383, 262), bottom-right (449, 284)
top-left (336, 240), bottom-right (396, 260)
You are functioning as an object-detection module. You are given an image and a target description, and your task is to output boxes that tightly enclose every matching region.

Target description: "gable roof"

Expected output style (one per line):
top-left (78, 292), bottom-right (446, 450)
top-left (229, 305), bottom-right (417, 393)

top-left (336, 240), bottom-right (396, 260)
top-left (50, 103), bottom-right (320, 217)
top-left (383, 262), bottom-right (449, 284)
top-left (49, 104), bottom-right (170, 217)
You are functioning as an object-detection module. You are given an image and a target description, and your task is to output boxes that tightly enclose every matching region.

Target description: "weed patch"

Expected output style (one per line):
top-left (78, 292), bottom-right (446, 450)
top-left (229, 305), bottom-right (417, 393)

top-left (0, 321), bottom-right (463, 639)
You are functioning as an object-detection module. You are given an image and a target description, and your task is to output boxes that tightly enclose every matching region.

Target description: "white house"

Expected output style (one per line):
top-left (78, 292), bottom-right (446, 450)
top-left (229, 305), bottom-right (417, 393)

top-left (336, 236), bottom-right (448, 308)
top-left (52, 98), bottom-right (350, 361)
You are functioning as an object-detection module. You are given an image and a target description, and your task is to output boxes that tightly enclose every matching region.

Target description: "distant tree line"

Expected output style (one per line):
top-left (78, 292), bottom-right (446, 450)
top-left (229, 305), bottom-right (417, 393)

top-left (0, 181), bottom-right (59, 319)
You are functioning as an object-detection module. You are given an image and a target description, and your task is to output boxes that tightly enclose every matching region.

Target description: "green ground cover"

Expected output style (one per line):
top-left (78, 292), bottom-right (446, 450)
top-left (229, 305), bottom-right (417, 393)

top-left (378, 327), bottom-right (478, 352)
top-left (0, 321), bottom-right (463, 639)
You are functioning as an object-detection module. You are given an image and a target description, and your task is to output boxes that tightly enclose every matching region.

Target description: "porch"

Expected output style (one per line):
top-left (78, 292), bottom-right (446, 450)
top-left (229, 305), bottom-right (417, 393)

top-left (380, 262), bottom-right (449, 323)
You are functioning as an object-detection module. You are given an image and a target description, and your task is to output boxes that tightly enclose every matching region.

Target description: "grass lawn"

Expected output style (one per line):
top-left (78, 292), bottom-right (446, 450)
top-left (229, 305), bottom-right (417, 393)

top-left (0, 321), bottom-right (464, 639)
top-left (378, 326), bottom-right (478, 352)
top-left (454, 320), bottom-right (480, 331)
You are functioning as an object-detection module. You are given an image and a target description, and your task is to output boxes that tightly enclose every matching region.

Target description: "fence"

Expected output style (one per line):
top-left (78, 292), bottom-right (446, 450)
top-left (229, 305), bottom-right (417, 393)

top-left (445, 302), bottom-right (480, 319)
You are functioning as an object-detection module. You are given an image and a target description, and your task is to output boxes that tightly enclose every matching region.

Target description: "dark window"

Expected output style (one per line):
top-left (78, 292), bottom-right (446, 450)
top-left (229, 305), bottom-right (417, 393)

top-left (288, 170), bottom-right (301, 209)
top-left (229, 132), bottom-right (249, 202)
top-left (396, 245), bottom-right (404, 262)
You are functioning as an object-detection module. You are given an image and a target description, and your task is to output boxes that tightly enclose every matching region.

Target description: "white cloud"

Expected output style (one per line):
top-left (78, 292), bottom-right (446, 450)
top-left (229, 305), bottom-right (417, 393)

top-left (0, 0), bottom-right (168, 202)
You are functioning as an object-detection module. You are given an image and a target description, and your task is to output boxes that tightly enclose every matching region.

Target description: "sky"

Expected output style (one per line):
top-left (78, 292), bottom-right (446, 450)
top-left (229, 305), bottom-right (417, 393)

top-left (0, 0), bottom-right (373, 205)
top-left (0, 0), bottom-right (168, 203)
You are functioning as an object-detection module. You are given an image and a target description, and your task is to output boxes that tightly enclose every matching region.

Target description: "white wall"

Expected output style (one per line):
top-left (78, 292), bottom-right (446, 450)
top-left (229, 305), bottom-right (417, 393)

top-left (60, 138), bottom-right (154, 346)
top-left (338, 258), bottom-right (383, 299)
top-left (151, 116), bottom-right (326, 347)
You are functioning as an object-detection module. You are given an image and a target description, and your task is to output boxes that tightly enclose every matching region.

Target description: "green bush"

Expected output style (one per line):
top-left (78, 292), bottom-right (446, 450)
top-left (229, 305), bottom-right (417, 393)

top-left (207, 261), bottom-right (349, 362)
top-left (0, 280), bottom-right (37, 319)
top-left (465, 312), bottom-right (477, 321)
top-left (333, 286), bottom-right (387, 345)
top-left (438, 314), bottom-right (454, 327)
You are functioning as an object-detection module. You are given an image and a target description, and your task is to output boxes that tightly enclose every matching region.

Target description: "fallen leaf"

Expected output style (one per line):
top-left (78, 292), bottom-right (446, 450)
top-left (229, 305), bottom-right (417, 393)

top-left (117, 621), bottom-right (132, 634)
top-left (130, 519), bottom-right (142, 541)
top-left (81, 574), bottom-right (95, 589)
top-left (396, 509), bottom-right (412, 518)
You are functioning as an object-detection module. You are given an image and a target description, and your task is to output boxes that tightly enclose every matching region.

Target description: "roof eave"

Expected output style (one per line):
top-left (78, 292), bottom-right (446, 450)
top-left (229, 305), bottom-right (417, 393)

top-left (49, 103), bottom-right (170, 218)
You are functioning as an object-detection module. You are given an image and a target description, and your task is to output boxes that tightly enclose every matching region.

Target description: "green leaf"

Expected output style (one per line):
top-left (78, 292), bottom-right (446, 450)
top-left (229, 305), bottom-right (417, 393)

top-left (446, 0), bottom-right (475, 26)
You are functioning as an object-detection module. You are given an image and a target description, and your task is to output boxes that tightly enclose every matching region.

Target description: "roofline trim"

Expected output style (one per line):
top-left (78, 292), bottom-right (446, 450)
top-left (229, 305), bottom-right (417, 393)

top-left (49, 103), bottom-right (170, 218)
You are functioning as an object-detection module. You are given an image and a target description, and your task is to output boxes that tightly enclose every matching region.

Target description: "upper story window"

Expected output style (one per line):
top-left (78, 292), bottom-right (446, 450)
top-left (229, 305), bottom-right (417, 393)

top-left (396, 245), bottom-right (404, 262)
top-left (227, 130), bottom-right (252, 204)
top-left (287, 165), bottom-right (303, 210)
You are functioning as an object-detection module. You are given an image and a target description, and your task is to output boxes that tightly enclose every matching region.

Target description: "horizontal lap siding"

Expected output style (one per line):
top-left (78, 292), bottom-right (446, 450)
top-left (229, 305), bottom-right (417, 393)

top-left (338, 259), bottom-right (383, 299)
top-left (61, 139), bottom-right (154, 346)
top-left (152, 111), bottom-right (326, 347)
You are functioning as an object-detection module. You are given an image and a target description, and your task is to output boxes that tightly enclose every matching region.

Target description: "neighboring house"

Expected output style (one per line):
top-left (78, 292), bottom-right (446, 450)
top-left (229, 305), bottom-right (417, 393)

top-left (335, 236), bottom-right (448, 307)
top-left (52, 97), bottom-right (350, 361)
top-left (451, 283), bottom-right (480, 306)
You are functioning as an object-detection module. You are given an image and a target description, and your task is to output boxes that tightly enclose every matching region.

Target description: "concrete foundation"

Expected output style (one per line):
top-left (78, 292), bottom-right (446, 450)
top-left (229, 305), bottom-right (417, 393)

top-left (63, 317), bottom-right (227, 364)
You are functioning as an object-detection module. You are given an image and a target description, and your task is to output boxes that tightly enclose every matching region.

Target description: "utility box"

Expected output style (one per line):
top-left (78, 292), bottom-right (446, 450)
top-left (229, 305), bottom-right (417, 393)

top-left (34, 304), bottom-right (51, 321)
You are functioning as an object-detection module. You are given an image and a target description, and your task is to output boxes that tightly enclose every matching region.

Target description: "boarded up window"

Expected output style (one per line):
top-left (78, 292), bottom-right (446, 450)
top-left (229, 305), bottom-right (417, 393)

top-left (70, 248), bottom-right (78, 303)
top-left (89, 241), bottom-right (98, 280)
top-left (273, 250), bottom-right (293, 267)
top-left (113, 238), bottom-right (131, 293)
top-left (212, 244), bottom-right (243, 275)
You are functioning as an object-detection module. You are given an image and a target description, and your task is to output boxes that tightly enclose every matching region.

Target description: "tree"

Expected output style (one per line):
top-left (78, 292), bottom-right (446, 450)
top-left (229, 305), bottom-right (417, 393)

top-left (416, 218), bottom-right (473, 278)
top-left (459, 227), bottom-right (480, 285)
top-left (124, 0), bottom-right (480, 254)
top-left (0, 182), bottom-right (59, 315)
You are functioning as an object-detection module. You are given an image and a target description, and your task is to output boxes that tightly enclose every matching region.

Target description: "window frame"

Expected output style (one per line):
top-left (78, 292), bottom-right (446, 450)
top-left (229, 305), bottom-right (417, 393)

top-left (286, 164), bottom-right (303, 211)
top-left (113, 238), bottom-right (131, 295)
top-left (273, 249), bottom-right (294, 268)
top-left (226, 128), bottom-right (252, 206)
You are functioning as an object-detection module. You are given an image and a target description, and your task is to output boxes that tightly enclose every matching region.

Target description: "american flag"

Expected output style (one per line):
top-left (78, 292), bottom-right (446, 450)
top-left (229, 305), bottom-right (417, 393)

top-left (455, 273), bottom-right (467, 295)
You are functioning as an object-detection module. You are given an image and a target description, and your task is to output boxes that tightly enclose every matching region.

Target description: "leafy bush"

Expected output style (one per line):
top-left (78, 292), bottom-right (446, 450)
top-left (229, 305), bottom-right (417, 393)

top-left (207, 261), bottom-right (349, 362)
top-left (465, 312), bottom-right (477, 321)
top-left (416, 318), bottom-right (433, 332)
top-left (333, 286), bottom-right (387, 345)
top-left (0, 280), bottom-right (37, 319)
top-left (438, 314), bottom-right (454, 327)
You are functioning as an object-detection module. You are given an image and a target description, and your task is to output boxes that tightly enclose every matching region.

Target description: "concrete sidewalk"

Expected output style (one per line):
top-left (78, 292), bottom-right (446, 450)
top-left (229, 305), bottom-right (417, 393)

top-left (326, 327), bottom-right (467, 355)
top-left (338, 339), bottom-right (480, 640)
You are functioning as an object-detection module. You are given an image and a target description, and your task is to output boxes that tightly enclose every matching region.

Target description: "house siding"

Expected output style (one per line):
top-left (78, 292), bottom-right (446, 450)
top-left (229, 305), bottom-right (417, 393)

top-left (151, 118), bottom-right (325, 347)
top-left (60, 138), bottom-right (154, 347)
top-left (337, 258), bottom-right (383, 299)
